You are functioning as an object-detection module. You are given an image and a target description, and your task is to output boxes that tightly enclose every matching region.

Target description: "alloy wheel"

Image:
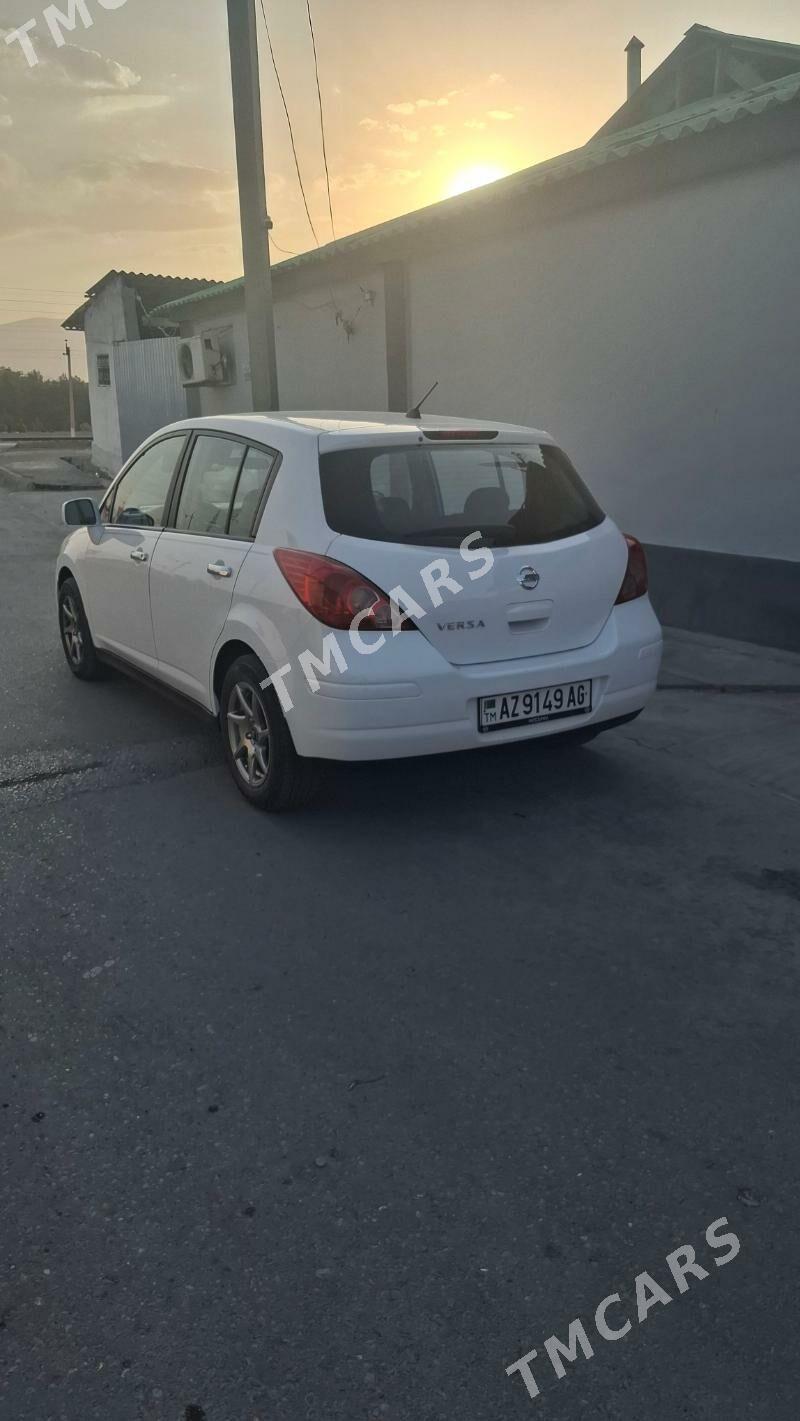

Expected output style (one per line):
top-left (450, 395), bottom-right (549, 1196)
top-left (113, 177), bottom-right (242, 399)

top-left (226, 681), bottom-right (270, 787)
top-left (60, 594), bottom-right (84, 667)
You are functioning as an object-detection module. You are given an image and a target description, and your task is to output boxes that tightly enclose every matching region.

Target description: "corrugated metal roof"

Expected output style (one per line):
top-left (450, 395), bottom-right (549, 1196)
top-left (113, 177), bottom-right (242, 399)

top-left (596, 22), bottom-right (800, 138)
top-left (151, 67), bottom-right (800, 319)
top-left (63, 271), bottom-right (219, 331)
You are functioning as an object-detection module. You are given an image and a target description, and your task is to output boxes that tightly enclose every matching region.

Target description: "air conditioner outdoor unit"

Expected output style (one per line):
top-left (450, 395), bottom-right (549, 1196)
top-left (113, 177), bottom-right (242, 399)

top-left (178, 335), bottom-right (229, 386)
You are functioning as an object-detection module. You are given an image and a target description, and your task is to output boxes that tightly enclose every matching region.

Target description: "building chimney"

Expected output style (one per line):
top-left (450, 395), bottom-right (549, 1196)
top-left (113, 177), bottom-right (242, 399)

top-left (625, 35), bottom-right (644, 99)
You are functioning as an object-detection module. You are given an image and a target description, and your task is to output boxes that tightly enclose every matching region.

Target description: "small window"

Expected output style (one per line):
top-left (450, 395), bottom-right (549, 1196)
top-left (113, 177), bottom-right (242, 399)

top-left (96, 354), bottom-right (111, 387)
top-left (174, 435), bottom-right (245, 536)
top-left (111, 435), bottom-right (187, 529)
top-left (228, 446), bottom-right (275, 539)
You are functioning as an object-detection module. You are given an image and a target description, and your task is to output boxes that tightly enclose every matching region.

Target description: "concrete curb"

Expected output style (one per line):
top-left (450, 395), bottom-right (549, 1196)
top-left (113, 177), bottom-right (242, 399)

top-left (0, 462), bottom-right (108, 494)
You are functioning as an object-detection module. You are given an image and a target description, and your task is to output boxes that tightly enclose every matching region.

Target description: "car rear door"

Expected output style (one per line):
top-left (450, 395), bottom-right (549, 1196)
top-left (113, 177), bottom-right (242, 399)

top-left (81, 433), bottom-right (188, 669)
top-left (149, 434), bottom-right (276, 705)
top-left (320, 438), bottom-right (628, 665)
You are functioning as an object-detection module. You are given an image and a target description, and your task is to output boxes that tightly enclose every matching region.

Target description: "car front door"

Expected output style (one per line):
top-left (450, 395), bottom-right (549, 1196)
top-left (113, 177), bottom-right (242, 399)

top-left (80, 434), bottom-right (188, 669)
top-left (149, 435), bottom-right (276, 705)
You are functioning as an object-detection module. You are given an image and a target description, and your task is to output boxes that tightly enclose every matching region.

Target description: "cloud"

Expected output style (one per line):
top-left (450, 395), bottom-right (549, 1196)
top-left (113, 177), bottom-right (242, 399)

top-left (380, 147), bottom-right (416, 161)
top-left (0, 31), bottom-right (141, 105)
top-left (358, 116), bottom-right (380, 129)
top-left (0, 153), bottom-right (238, 240)
top-left (0, 113), bottom-right (11, 127)
top-left (329, 158), bottom-right (421, 194)
top-left (386, 91), bottom-right (456, 114)
top-left (0, 31), bottom-right (140, 92)
top-left (81, 92), bottom-right (170, 120)
top-left (386, 122), bottom-right (419, 142)
top-left (465, 119), bottom-right (486, 130)
top-left (431, 123), bottom-right (446, 137)
top-left (50, 42), bottom-right (139, 91)
top-left (386, 169), bottom-right (421, 186)
top-left (330, 162), bottom-right (379, 193)
top-left (488, 72), bottom-right (504, 84)
top-left (488, 109), bottom-right (514, 121)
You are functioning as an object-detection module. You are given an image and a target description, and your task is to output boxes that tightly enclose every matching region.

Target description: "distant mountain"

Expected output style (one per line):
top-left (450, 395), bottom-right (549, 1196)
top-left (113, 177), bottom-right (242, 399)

top-left (0, 318), bottom-right (88, 382)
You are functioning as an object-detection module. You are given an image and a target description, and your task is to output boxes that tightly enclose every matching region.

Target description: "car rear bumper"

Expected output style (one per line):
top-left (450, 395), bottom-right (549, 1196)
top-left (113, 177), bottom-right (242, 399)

top-left (286, 597), bottom-right (662, 761)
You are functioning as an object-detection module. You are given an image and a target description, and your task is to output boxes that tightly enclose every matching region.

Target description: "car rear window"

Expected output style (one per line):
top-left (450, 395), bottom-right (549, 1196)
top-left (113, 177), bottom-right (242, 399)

top-left (319, 442), bottom-right (604, 547)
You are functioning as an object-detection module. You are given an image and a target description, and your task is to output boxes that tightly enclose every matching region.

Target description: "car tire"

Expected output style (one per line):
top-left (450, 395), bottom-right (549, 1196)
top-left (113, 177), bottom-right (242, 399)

top-left (58, 576), bottom-right (104, 681)
top-left (220, 654), bottom-right (321, 811)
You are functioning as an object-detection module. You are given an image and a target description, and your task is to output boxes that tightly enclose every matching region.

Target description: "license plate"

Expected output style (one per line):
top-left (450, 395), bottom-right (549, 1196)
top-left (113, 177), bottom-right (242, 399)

top-left (478, 679), bottom-right (592, 733)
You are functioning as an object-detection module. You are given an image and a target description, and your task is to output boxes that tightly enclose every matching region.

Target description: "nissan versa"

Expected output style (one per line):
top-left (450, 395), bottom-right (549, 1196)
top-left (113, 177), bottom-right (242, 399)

top-left (56, 412), bottom-right (663, 809)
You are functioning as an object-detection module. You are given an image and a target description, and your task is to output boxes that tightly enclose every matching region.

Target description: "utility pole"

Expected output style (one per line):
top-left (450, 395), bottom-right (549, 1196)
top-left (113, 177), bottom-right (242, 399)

top-left (226, 0), bottom-right (279, 410)
top-left (64, 339), bottom-right (76, 438)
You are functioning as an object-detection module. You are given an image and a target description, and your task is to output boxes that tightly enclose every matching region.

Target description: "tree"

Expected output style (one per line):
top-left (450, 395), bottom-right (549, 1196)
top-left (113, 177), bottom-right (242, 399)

top-left (0, 367), bottom-right (91, 433)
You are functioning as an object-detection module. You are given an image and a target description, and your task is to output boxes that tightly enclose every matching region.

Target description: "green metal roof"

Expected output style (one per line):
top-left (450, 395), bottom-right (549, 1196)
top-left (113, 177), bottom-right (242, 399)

top-left (151, 66), bottom-right (800, 319)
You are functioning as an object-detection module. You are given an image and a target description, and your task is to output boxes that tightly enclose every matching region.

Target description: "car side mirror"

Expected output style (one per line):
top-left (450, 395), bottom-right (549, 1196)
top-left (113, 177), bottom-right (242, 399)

top-left (62, 497), bottom-right (98, 527)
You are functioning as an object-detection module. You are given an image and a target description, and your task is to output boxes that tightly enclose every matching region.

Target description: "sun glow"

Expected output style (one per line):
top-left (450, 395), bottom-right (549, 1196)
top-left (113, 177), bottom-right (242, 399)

top-left (445, 163), bottom-right (508, 197)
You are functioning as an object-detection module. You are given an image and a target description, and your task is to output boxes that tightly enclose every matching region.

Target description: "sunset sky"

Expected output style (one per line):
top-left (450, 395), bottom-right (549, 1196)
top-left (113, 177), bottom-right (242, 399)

top-left (2, 0), bottom-right (800, 350)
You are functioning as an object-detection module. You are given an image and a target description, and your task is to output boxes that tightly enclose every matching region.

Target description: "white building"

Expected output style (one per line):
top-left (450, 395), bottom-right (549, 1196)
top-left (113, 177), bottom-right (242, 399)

top-left (62, 271), bottom-right (218, 473)
top-left (64, 24), bottom-right (800, 649)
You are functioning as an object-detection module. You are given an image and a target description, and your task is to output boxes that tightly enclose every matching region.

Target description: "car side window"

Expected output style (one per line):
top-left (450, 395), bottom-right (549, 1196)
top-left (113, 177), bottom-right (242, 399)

top-left (111, 436), bottom-right (187, 529)
top-left (174, 435), bottom-right (246, 536)
top-left (228, 446), bottom-right (275, 539)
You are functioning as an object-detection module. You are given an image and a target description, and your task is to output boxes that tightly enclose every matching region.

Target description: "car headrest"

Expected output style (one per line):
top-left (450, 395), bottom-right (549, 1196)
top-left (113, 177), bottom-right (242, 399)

top-left (463, 486), bottom-right (510, 524)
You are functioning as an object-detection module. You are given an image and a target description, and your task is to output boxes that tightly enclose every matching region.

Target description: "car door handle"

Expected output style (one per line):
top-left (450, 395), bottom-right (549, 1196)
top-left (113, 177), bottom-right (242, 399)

top-left (130, 547), bottom-right (148, 563)
top-left (207, 560), bottom-right (232, 578)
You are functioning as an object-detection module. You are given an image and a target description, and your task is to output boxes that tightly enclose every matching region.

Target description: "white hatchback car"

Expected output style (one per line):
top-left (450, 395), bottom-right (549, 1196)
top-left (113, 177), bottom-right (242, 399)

top-left (57, 412), bottom-right (662, 809)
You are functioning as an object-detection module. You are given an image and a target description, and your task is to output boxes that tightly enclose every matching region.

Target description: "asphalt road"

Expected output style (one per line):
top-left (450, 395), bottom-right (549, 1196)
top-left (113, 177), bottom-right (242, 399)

top-left (1, 488), bottom-right (799, 1420)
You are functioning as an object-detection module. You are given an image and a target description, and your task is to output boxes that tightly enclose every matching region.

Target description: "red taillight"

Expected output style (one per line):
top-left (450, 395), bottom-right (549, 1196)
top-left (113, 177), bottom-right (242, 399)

top-left (274, 548), bottom-right (416, 631)
top-left (615, 534), bottom-right (648, 604)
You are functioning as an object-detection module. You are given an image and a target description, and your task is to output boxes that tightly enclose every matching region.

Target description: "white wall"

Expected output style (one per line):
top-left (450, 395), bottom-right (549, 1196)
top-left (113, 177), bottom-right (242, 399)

top-left (183, 270), bottom-right (388, 417)
top-left (180, 309), bottom-right (251, 417)
top-left (84, 277), bottom-right (139, 473)
top-left (172, 153), bottom-right (799, 567)
top-left (407, 155), bottom-right (800, 563)
top-left (275, 270), bottom-right (387, 409)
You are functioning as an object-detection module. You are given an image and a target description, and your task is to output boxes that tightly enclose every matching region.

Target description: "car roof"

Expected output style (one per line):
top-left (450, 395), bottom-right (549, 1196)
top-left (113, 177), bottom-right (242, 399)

top-left (157, 411), bottom-right (554, 445)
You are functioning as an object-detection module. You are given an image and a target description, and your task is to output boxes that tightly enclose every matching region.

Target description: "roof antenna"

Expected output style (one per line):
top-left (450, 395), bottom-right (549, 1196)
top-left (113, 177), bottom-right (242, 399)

top-left (406, 380), bottom-right (438, 419)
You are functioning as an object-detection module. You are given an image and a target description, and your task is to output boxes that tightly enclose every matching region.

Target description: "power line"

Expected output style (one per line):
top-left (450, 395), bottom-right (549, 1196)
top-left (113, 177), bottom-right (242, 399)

top-left (0, 285), bottom-right (86, 295)
top-left (0, 334), bottom-right (71, 342)
top-left (0, 301), bottom-right (79, 310)
top-left (305, 0), bottom-right (336, 242)
top-left (257, 0), bottom-right (320, 247)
